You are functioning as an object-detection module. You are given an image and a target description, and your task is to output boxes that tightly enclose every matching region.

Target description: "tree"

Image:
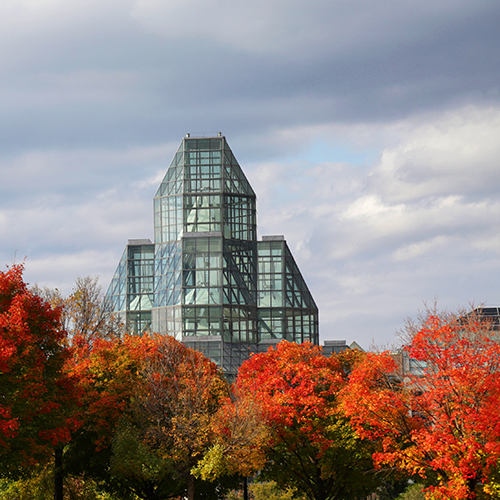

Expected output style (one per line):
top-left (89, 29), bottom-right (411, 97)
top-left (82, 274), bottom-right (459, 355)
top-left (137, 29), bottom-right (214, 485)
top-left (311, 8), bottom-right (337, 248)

top-left (193, 391), bottom-right (270, 482)
top-left (135, 335), bottom-right (230, 500)
top-left (109, 418), bottom-right (184, 500)
top-left (0, 467), bottom-right (119, 500)
top-left (33, 275), bottom-right (125, 342)
top-left (66, 276), bottom-right (125, 341)
top-left (249, 481), bottom-right (305, 500)
top-left (342, 311), bottom-right (500, 500)
top-left (224, 480), bottom-right (305, 500)
top-left (396, 483), bottom-right (426, 500)
top-left (67, 333), bottom-right (229, 500)
top-left (235, 341), bottom-right (380, 500)
top-left (32, 275), bottom-right (127, 500)
top-left (64, 333), bottom-right (160, 499)
top-left (0, 264), bottom-right (80, 487)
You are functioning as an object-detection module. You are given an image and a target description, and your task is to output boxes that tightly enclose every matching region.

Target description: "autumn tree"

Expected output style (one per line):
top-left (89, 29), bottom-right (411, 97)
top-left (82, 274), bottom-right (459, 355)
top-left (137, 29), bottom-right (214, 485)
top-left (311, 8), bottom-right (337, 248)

top-left (63, 333), bottom-right (160, 499)
top-left (234, 341), bottom-right (379, 500)
top-left (0, 264), bottom-right (80, 485)
top-left (134, 335), bottom-right (230, 500)
top-left (31, 275), bottom-right (127, 500)
top-left (33, 275), bottom-right (125, 341)
top-left (66, 333), bottom-right (230, 500)
top-left (66, 276), bottom-right (125, 341)
top-left (342, 311), bottom-right (500, 500)
top-left (193, 390), bottom-right (270, 483)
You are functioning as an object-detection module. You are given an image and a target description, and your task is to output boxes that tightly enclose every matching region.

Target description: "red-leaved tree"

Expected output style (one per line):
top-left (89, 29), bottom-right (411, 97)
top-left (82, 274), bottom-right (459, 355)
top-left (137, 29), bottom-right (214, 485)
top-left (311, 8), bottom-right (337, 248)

top-left (0, 264), bottom-right (80, 475)
top-left (342, 311), bottom-right (500, 500)
top-left (234, 341), bottom-right (379, 500)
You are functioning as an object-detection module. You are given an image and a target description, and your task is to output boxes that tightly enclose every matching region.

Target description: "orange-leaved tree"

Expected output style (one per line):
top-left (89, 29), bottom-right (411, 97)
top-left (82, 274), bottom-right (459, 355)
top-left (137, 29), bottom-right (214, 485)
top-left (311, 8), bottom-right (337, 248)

top-left (66, 333), bottom-right (229, 500)
top-left (193, 387), bottom-right (270, 482)
top-left (31, 275), bottom-right (130, 499)
top-left (130, 335), bottom-right (229, 500)
top-left (64, 332), bottom-right (159, 496)
top-left (0, 264), bottom-right (81, 477)
top-left (342, 311), bottom-right (500, 500)
top-left (234, 341), bottom-right (379, 500)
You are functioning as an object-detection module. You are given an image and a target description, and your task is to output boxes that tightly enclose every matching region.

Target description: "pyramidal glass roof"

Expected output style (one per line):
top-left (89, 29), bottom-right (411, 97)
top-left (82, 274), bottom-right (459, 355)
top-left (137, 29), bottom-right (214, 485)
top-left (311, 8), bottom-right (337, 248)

top-left (154, 135), bottom-right (255, 199)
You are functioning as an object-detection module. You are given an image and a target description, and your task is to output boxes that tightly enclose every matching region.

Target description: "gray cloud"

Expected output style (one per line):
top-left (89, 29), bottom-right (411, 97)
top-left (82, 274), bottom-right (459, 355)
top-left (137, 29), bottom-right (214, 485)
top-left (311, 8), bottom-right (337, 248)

top-left (1, 0), bottom-right (499, 155)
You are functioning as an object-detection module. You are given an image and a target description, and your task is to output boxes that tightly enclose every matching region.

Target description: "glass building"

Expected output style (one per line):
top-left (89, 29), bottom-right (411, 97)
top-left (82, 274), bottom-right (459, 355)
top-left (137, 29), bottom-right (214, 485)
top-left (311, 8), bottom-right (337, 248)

top-left (106, 134), bottom-right (319, 376)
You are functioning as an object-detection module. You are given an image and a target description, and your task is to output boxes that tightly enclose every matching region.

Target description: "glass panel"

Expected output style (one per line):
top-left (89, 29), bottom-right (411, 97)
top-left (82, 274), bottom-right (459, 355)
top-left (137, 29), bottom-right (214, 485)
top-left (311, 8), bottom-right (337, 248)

top-left (196, 288), bottom-right (209, 304)
top-left (184, 239), bottom-right (196, 252)
top-left (197, 270), bottom-right (209, 286)
top-left (184, 288), bottom-right (196, 304)
top-left (210, 255), bottom-right (221, 268)
top-left (183, 270), bottom-right (195, 286)
top-left (208, 288), bottom-right (221, 304)
top-left (210, 270), bottom-right (221, 286)
top-left (196, 255), bottom-right (210, 268)
top-left (196, 238), bottom-right (209, 252)
top-left (184, 254), bottom-right (195, 269)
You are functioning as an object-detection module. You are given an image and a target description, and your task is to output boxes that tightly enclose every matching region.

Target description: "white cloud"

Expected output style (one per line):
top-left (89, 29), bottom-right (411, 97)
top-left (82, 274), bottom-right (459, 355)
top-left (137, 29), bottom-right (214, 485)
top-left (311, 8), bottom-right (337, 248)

top-left (0, 143), bottom-right (171, 295)
top-left (392, 236), bottom-right (449, 261)
top-left (23, 249), bottom-right (121, 296)
top-left (0, 0), bottom-right (498, 352)
top-left (372, 106), bottom-right (500, 202)
top-left (342, 195), bottom-right (401, 220)
top-left (243, 104), bottom-right (500, 345)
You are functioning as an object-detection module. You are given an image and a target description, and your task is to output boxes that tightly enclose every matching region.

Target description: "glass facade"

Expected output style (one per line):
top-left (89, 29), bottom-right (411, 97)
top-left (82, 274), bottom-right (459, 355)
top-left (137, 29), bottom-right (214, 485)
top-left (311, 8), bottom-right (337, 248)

top-left (106, 239), bottom-right (155, 334)
top-left (256, 237), bottom-right (318, 350)
top-left (106, 135), bottom-right (318, 376)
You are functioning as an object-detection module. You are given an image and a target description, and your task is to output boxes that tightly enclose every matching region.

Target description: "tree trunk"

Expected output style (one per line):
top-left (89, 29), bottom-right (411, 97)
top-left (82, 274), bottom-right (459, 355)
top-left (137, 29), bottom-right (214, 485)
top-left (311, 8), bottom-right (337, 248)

top-left (243, 477), bottom-right (249, 500)
top-left (54, 446), bottom-right (64, 500)
top-left (187, 473), bottom-right (195, 500)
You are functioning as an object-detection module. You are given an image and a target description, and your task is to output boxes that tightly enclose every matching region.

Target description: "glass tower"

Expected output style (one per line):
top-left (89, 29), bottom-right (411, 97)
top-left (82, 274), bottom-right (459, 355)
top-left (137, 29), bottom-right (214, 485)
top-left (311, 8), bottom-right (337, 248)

top-left (106, 135), bottom-right (318, 376)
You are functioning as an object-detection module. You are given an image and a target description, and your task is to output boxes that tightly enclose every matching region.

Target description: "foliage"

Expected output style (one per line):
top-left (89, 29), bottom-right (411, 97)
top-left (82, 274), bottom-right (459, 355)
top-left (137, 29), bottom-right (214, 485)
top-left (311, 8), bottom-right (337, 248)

top-left (194, 392), bottom-right (270, 480)
top-left (69, 333), bottom-right (157, 451)
top-left (109, 417), bottom-right (184, 500)
top-left (0, 468), bottom-right (53, 500)
top-left (235, 341), bottom-right (380, 500)
top-left (53, 330), bottom-right (230, 500)
top-left (134, 335), bottom-right (230, 500)
top-left (343, 311), bottom-right (500, 499)
top-left (33, 275), bottom-right (125, 342)
top-left (396, 483), bottom-right (426, 500)
top-left (224, 480), bottom-right (304, 500)
top-left (30, 275), bottom-right (135, 500)
top-left (0, 470), bottom-right (118, 500)
top-left (0, 264), bottom-right (80, 474)
top-left (3, 268), bottom-right (231, 499)
top-left (63, 333), bottom-right (159, 498)
top-left (66, 276), bottom-right (125, 341)
top-left (250, 480), bottom-right (305, 500)
top-left (375, 476), bottom-right (417, 500)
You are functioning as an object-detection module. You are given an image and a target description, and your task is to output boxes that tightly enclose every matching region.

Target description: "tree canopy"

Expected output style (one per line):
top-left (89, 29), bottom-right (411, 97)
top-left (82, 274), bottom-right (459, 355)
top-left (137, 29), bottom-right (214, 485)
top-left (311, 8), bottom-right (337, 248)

top-left (235, 341), bottom-right (379, 500)
top-left (0, 264), bottom-right (80, 475)
top-left (343, 311), bottom-right (500, 500)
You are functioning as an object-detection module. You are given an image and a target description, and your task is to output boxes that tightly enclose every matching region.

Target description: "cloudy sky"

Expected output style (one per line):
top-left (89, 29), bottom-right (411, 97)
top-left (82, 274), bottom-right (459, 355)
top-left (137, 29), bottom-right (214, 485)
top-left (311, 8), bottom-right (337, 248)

top-left (2, 0), bottom-right (500, 348)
